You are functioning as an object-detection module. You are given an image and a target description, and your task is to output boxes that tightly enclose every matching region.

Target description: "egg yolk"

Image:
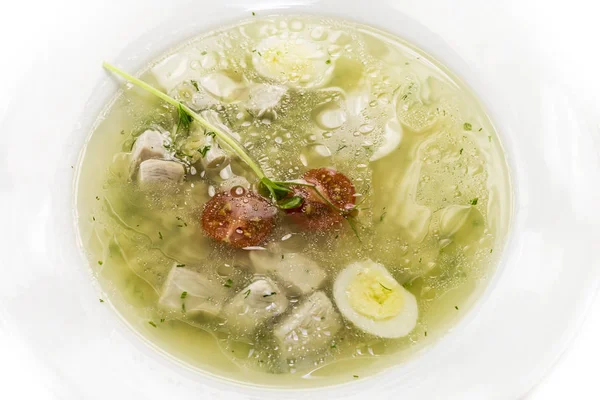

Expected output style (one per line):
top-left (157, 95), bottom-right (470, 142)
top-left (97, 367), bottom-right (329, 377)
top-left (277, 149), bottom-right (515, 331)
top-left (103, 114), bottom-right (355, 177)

top-left (346, 268), bottom-right (404, 320)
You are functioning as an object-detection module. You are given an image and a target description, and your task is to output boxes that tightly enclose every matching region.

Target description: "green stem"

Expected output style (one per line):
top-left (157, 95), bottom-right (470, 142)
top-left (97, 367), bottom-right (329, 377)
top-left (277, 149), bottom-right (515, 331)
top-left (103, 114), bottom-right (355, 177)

top-left (274, 180), bottom-right (354, 215)
top-left (102, 62), bottom-right (266, 180)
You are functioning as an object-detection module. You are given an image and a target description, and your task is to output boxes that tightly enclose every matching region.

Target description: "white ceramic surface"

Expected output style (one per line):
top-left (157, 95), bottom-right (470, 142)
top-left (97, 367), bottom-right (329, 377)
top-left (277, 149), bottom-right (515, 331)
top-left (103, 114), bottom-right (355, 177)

top-left (1, 0), bottom-right (599, 399)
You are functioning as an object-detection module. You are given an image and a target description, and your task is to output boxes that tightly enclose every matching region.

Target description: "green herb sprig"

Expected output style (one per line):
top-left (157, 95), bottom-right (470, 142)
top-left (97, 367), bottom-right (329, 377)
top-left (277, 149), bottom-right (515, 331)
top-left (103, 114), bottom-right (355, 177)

top-left (102, 62), bottom-right (362, 231)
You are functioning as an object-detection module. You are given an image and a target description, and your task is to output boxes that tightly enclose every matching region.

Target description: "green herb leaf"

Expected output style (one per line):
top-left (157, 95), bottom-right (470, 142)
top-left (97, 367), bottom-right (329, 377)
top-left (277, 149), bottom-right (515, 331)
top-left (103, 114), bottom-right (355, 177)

top-left (463, 122), bottom-right (472, 131)
top-left (331, 342), bottom-right (337, 348)
top-left (176, 264), bottom-right (186, 268)
top-left (180, 291), bottom-right (188, 299)
top-left (490, 249), bottom-right (493, 253)
top-left (148, 321), bottom-right (157, 328)
top-left (224, 279), bottom-right (233, 288)
top-left (205, 131), bottom-right (216, 138)
top-left (95, 196), bottom-right (100, 200)
top-left (99, 299), bottom-right (104, 303)
top-left (379, 211), bottom-right (387, 222)
top-left (158, 231), bottom-right (163, 240)
top-left (459, 148), bottom-right (464, 155)
top-left (98, 260), bottom-right (103, 265)
top-left (277, 196), bottom-right (303, 210)
top-left (470, 198), bottom-right (478, 206)
top-left (199, 145), bottom-right (211, 157)
top-left (259, 178), bottom-right (292, 201)
top-left (177, 103), bottom-right (193, 130)
top-left (455, 305), bottom-right (459, 310)
top-left (325, 59), bottom-right (331, 64)
top-left (252, 11), bottom-right (256, 16)
top-left (353, 375), bottom-right (359, 378)
top-left (244, 289), bottom-right (251, 299)
top-left (263, 292), bottom-right (276, 297)
top-left (160, 318), bottom-right (165, 323)
top-left (190, 80), bottom-right (199, 91)
top-left (424, 331), bottom-right (428, 337)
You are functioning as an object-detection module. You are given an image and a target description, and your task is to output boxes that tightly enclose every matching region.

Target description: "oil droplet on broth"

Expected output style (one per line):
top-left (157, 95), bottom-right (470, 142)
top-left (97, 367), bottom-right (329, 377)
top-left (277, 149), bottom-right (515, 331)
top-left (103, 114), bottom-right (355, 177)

top-left (300, 143), bottom-right (332, 168)
top-left (313, 102), bottom-right (347, 130)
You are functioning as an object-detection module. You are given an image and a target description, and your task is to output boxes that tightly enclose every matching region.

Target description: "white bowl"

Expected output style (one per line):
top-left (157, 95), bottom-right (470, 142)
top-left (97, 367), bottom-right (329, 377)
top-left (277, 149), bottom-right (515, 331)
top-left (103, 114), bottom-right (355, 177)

top-left (1, 0), bottom-right (599, 398)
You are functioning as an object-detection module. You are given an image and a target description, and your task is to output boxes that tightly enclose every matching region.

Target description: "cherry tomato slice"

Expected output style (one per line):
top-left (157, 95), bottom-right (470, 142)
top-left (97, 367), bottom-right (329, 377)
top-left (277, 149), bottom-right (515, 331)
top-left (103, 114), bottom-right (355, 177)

top-left (201, 188), bottom-right (277, 248)
top-left (286, 168), bottom-right (356, 230)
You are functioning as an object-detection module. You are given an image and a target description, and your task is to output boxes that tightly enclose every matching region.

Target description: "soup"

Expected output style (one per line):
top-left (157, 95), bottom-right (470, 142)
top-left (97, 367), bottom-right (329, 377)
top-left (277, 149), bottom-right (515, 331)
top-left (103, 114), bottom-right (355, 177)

top-left (76, 15), bottom-right (511, 386)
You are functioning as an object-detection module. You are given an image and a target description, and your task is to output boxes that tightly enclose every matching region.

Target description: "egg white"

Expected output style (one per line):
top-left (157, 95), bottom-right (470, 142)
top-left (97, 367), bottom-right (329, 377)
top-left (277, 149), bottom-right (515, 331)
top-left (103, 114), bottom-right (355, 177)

top-left (333, 260), bottom-right (419, 338)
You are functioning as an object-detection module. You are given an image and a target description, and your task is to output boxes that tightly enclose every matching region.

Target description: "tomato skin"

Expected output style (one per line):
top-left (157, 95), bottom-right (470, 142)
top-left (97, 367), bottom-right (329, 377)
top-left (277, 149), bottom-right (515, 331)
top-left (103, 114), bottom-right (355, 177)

top-left (286, 168), bottom-right (356, 230)
top-left (201, 188), bottom-right (277, 248)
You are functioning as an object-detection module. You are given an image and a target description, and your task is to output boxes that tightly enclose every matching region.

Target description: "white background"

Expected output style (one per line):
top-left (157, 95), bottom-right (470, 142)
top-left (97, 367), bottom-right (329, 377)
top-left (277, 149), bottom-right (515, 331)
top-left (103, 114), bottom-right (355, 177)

top-left (0, 1), bottom-right (597, 398)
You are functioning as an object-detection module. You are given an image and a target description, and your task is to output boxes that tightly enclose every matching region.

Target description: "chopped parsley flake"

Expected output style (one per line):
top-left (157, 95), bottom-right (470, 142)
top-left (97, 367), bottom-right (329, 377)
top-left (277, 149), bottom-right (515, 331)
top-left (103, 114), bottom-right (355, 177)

top-left (331, 342), bottom-right (337, 348)
top-left (424, 331), bottom-right (428, 337)
top-left (490, 249), bottom-right (494, 253)
top-left (160, 318), bottom-right (165, 323)
top-left (459, 148), bottom-right (464, 155)
top-left (353, 375), bottom-right (359, 378)
top-left (470, 198), bottom-right (478, 206)
top-left (148, 321), bottom-right (157, 328)
top-left (252, 11), bottom-right (256, 16)
top-left (97, 261), bottom-right (103, 265)
top-left (99, 299), bottom-right (104, 303)
top-left (281, 254), bottom-right (285, 260)
top-left (205, 131), bottom-right (216, 138)
top-left (455, 306), bottom-right (459, 310)
top-left (478, 127), bottom-right (483, 132)
top-left (463, 122), bottom-right (472, 131)
top-left (244, 289), bottom-right (251, 298)
top-left (224, 279), bottom-right (233, 288)
top-left (158, 231), bottom-right (163, 240)
top-left (336, 144), bottom-right (347, 153)
top-left (190, 80), bottom-right (199, 90)
top-left (380, 210), bottom-right (387, 222)
top-left (325, 59), bottom-right (331, 64)
top-left (180, 291), bottom-right (188, 299)
top-left (176, 264), bottom-right (186, 268)
top-left (95, 196), bottom-right (100, 200)
top-left (263, 292), bottom-right (276, 297)
top-left (199, 145), bottom-right (211, 157)
top-left (200, 50), bottom-right (207, 55)
top-left (379, 283), bottom-right (392, 291)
